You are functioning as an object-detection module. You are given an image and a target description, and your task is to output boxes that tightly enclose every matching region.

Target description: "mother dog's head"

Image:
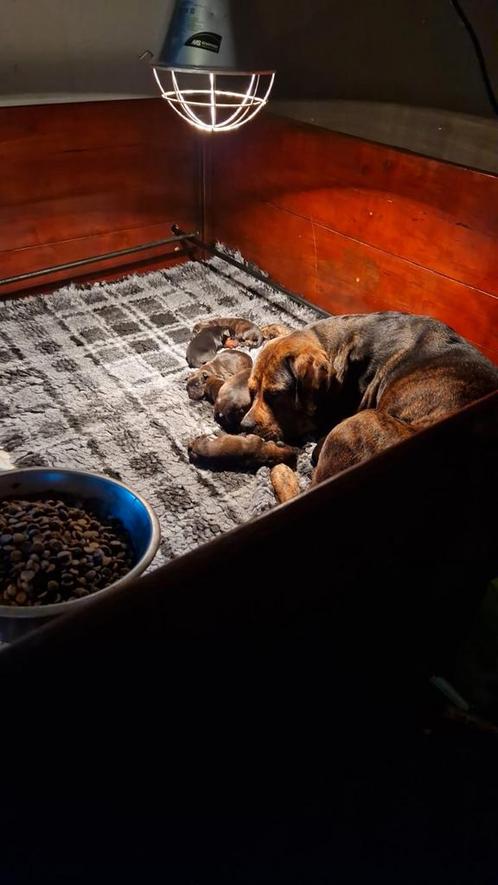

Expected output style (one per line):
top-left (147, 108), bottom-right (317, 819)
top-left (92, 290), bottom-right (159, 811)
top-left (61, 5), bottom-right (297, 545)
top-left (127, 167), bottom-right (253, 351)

top-left (240, 332), bottom-right (331, 442)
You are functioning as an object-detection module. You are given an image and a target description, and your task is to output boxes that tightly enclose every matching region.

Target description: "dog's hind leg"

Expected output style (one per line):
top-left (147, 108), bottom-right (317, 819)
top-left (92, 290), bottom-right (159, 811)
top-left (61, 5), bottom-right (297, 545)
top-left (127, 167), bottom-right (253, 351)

top-left (270, 465), bottom-right (301, 503)
top-left (312, 409), bottom-right (415, 486)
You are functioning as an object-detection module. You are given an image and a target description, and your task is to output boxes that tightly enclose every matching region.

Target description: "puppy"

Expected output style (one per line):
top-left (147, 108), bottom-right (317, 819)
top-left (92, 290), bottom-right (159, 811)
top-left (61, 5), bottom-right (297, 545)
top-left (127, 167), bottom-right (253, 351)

top-left (188, 433), bottom-right (298, 470)
top-left (242, 312), bottom-right (498, 488)
top-left (203, 376), bottom-right (226, 405)
top-left (214, 369), bottom-right (252, 433)
top-left (261, 323), bottom-right (293, 340)
top-left (186, 325), bottom-right (230, 368)
top-left (193, 317), bottom-right (263, 348)
top-left (187, 350), bottom-right (253, 401)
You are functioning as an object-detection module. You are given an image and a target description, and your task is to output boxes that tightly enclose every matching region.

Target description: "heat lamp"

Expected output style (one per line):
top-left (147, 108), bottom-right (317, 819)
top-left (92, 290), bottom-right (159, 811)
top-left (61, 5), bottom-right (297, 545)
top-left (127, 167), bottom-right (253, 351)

top-left (148, 0), bottom-right (275, 133)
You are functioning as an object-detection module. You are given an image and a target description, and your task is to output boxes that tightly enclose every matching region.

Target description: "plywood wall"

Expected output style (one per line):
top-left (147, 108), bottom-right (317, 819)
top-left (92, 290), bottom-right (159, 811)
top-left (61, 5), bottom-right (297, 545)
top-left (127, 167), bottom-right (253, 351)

top-left (207, 113), bottom-right (498, 362)
top-left (0, 99), bottom-right (198, 296)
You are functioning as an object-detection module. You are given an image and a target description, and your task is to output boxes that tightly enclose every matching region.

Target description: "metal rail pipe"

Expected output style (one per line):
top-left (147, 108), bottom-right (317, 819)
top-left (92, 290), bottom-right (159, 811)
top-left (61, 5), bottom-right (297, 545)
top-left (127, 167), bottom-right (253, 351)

top-left (0, 231), bottom-right (198, 287)
top-left (171, 225), bottom-right (330, 318)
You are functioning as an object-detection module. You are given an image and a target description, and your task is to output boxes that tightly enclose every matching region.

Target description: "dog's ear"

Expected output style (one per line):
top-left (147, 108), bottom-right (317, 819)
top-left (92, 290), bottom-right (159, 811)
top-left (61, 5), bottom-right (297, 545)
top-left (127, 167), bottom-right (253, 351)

top-left (332, 340), bottom-right (355, 385)
top-left (286, 349), bottom-right (329, 409)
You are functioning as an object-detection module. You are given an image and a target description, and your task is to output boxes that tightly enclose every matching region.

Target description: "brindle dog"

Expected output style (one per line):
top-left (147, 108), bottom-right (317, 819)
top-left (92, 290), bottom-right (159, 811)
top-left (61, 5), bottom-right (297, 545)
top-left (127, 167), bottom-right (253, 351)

top-left (239, 312), bottom-right (498, 498)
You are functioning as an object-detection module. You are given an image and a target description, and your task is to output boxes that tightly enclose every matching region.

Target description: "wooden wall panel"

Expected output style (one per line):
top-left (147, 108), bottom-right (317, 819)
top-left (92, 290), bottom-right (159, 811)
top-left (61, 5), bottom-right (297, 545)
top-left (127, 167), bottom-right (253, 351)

top-left (0, 99), bottom-right (199, 296)
top-left (208, 113), bottom-right (498, 362)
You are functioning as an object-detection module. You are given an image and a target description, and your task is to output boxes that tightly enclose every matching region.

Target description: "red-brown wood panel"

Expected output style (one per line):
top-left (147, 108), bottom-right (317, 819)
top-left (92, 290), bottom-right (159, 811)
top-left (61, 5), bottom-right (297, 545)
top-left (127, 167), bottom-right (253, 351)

top-left (0, 223), bottom-right (192, 298)
top-left (313, 226), bottom-right (498, 359)
top-left (214, 201), bottom-right (498, 361)
top-left (209, 114), bottom-right (498, 294)
top-left (208, 113), bottom-right (498, 360)
top-left (0, 99), bottom-right (199, 296)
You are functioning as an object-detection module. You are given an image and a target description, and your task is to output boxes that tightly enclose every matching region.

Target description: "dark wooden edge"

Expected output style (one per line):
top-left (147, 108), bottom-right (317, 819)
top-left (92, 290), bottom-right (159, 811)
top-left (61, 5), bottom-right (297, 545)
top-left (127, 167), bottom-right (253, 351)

top-left (269, 110), bottom-right (498, 180)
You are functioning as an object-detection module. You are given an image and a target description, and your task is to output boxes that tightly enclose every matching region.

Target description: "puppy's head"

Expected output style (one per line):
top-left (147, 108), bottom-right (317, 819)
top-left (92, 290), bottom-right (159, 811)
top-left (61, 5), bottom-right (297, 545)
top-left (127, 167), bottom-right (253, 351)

top-left (240, 333), bottom-right (330, 441)
top-left (214, 369), bottom-right (252, 433)
top-left (186, 368), bottom-right (211, 401)
top-left (238, 327), bottom-right (263, 348)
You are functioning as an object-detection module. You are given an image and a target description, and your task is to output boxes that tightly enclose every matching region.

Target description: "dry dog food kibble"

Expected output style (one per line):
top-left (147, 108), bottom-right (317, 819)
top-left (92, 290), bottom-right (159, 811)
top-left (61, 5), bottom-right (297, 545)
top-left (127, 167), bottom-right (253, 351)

top-left (0, 498), bottom-right (134, 606)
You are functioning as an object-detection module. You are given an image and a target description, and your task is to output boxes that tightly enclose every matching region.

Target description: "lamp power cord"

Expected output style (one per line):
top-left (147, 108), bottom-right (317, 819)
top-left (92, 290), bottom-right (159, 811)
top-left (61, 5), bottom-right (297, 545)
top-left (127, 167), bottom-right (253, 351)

top-left (449, 0), bottom-right (498, 117)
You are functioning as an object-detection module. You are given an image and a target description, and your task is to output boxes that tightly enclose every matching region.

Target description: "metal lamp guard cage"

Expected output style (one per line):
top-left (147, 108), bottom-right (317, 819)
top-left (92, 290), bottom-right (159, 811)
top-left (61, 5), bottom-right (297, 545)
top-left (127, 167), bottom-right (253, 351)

top-left (153, 67), bottom-right (275, 133)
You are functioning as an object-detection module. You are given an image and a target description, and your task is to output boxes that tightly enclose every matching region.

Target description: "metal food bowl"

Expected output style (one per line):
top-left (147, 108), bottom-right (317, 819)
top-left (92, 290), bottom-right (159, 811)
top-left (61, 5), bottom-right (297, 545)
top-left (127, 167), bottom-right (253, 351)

top-left (0, 468), bottom-right (161, 644)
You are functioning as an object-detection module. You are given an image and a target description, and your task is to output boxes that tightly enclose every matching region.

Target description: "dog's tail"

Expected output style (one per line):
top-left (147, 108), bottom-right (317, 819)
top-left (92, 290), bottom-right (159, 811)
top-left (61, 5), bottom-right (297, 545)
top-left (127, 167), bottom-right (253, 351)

top-left (270, 464), bottom-right (301, 504)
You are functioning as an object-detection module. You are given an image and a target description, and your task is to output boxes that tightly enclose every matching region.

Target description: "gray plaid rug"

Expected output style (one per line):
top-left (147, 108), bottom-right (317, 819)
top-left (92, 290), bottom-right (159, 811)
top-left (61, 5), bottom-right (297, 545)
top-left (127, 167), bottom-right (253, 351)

top-left (0, 256), bottom-right (322, 568)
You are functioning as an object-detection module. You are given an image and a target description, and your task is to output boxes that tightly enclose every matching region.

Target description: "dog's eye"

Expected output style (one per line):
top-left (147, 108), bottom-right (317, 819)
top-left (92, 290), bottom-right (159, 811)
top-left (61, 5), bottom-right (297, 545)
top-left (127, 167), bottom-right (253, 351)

top-left (263, 389), bottom-right (280, 404)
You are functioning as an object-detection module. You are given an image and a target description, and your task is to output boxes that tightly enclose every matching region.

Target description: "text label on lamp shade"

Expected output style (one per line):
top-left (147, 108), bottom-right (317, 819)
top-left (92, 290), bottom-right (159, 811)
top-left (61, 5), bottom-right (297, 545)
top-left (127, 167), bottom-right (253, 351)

top-left (150, 0), bottom-right (275, 133)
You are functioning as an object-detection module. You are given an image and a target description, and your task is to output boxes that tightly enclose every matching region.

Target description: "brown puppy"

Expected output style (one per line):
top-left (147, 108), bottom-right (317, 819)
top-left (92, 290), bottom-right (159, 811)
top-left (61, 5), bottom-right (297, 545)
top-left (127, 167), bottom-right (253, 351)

top-left (186, 325), bottom-right (230, 368)
top-left (187, 350), bottom-right (253, 401)
top-left (193, 317), bottom-right (263, 348)
top-left (203, 376), bottom-right (226, 405)
top-left (214, 369), bottom-right (252, 433)
top-left (261, 323), bottom-right (293, 340)
top-left (188, 433), bottom-right (298, 470)
top-left (243, 311), bottom-right (498, 489)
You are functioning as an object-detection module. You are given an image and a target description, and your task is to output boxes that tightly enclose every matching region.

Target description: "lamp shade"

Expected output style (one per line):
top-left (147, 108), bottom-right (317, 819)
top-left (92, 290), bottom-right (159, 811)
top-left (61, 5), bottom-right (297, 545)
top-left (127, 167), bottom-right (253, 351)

top-left (156, 0), bottom-right (238, 72)
top-left (151, 0), bottom-right (275, 132)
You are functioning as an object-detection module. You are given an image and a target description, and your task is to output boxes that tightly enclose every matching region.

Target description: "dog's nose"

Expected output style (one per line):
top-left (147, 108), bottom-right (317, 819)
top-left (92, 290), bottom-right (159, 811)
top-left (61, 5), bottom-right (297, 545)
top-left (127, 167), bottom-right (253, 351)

top-left (240, 414), bottom-right (255, 432)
